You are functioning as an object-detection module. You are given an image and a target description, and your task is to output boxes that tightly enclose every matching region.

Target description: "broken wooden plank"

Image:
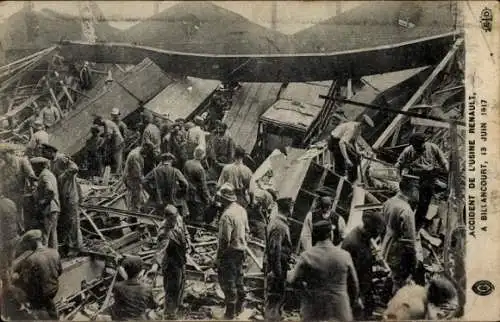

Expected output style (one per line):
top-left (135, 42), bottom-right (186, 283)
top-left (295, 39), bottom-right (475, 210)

top-left (80, 209), bottom-right (107, 241)
top-left (372, 38), bottom-right (464, 149)
top-left (411, 116), bottom-right (466, 130)
top-left (245, 246), bottom-right (263, 271)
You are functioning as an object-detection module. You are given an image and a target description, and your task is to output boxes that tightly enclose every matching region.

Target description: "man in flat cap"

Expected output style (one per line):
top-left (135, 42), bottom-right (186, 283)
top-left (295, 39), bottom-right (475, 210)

top-left (328, 115), bottom-right (374, 182)
top-left (342, 210), bottom-right (386, 319)
top-left (94, 115), bottom-right (125, 175)
top-left (143, 152), bottom-right (189, 215)
top-left (111, 108), bottom-right (128, 138)
top-left (214, 183), bottom-right (249, 319)
top-left (217, 146), bottom-right (253, 208)
top-left (26, 119), bottom-right (49, 157)
top-left (288, 220), bottom-right (359, 322)
top-left (157, 205), bottom-right (191, 320)
top-left (186, 116), bottom-right (207, 159)
top-left (85, 124), bottom-right (105, 178)
top-left (123, 143), bottom-right (151, 211)
top-left (0, 143), bottom-right (36, 233)
top-left (12, 229), bottom-right (62, 319)
top-left (264, 197), bottom-right (294, 321)
top-left (183, 146), bottom-right (212, 223)
top-left (381, 174), bottom-right (420, 294)
top-left (31, 157), bottom-right (60, 249)
top-left (299, 196), bottom-right (346, 253)
top-left (207, 121), bottom-right (235, 178)
top-left (111, 256), bottom-right (157, 320)
top-left (41, 143), bottom-right (82, 256)
top-left (395, 132), bottom-right (449, 230)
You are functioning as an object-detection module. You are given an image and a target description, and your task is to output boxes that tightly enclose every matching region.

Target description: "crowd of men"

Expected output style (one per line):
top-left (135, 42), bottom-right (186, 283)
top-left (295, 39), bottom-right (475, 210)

top-left (0, 102), bottom-right (461, 321)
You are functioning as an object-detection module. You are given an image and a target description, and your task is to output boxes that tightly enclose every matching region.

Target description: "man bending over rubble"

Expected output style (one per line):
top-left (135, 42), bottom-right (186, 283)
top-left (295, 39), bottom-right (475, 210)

top-left (395, 132), bottom-right (448, 231)
top-left (111, 256), bottom-right (157, 320)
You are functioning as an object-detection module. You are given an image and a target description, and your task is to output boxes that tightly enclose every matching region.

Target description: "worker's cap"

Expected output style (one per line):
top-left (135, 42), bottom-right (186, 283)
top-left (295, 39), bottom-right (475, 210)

top-left (30, 156), bottom-right (50, 165)
top-left (93, 115), bottom-right (104, 125)
top-left (409, 132), bottom-right (427, 145)
top-left (193, 115), bottom-right (204, 125)
top-left (0, 142), bottom-right (24, 154)
top-left (21, 229), bottom-right (43, 242)
top-left (174, 118), bottom-right (185, 124)
top-left (193, 146), bottom-right (206, 160)
top-left (33, 119), bottom-right (44, 128)
top-left (312, 220), bottom-right (333, 235)
top-left (160, 152), bottom-right (176, 162)
top-left (142, 110), bottom-right (153, 122)
top-left (41, 143), bottom-right (58, 153)
top-left (164, 204), bottom-right (179, 217)
top-left (185, 122), bottom-right (195, 130)
top-left (90, 124), bottom-right (101, 133)
top-left (362, 115), bottom-right (374, 127)
top-left (217, 183), bottom-right (237, 202)
top-left (121, 255), bottom-right (144, 277)
top-left (110, 108), bottom-right (120, 116)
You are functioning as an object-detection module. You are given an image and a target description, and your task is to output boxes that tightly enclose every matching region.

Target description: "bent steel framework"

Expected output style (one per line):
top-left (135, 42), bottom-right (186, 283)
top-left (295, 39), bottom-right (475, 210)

top-left (58, 30), bottom-right (462, 82)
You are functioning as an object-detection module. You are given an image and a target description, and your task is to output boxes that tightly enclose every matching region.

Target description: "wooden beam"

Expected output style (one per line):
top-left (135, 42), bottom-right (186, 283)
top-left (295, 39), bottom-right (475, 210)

top-left (372, 38), bottom-right (464, 149)
top-left (411, 116), bottom-right (466, 130)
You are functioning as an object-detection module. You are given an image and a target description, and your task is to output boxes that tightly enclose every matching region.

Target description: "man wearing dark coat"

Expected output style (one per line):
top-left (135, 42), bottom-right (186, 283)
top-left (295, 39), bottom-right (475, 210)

top-left (264, 197), bottom-right (294, 321)
top-left (12, 230), bottom-right (62, 319)
top-left (183, 147), bottom-right (211, 222)
top-left (143, 153), bottom-right (189, 216)
top-left (342, 210), bottom-right (386, 319)
top-left (288, 220), bottom-right (359, 322)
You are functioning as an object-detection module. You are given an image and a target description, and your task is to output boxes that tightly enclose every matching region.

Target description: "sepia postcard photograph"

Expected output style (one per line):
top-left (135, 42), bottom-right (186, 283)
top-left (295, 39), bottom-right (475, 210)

top-left (0, 1), bottom-right (498, 321)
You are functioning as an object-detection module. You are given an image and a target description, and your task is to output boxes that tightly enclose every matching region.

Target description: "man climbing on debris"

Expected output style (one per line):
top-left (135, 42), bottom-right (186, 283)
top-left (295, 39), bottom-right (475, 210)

top-left (157, 205), bottom-right (191, 320)
top-left (214, 183), bottom-right (249, 320)
top-left (264, 197), bottom-right (294, 322)
top-left (217, 146), bottom-right (253, 209)
top-left (384, 276), bottom-right (459, 320)
top-left (207, 121), bottom-right (235, 177)
top-left (85, 124), bottom-right (105, 179)
top-left (12, 229), bottom-right (62, 319)
top-left (111, 108), bottom-right (129, 138)
top-left (341, 210), bottom-right (386, 319)
top-left (40, 100), bottom-right (61, 129)
top-left (298, 196), bottom-right (346, 253)
top-left (183, 146), bottom-right (212, 223)
top-left (186, 116), bottom-right (207, 159)
top-left (31, 157), bottom-right (60, 249)
top-left (111, 256), bottom-right (157, 321)
top-left (27, 119), bottom-right (49, 157)
top-left (94, 115), bottom-right (125, 175)
top-left (249, 185), bottom-right (278, 240)
top-left (143, 153), bottom-right (189, 216)
top-left (395, 132), bottom-right (449, 230)
top-left (0, 143), bottom-right (36, 233)
top-left (381, 174), bottom-right (420, 294)
top-left (123, 143), bottom-right (151, 211)
top-left (287, 220), bottom-right (359, 322)
top-left (327, 115), bottom-right (374, 182)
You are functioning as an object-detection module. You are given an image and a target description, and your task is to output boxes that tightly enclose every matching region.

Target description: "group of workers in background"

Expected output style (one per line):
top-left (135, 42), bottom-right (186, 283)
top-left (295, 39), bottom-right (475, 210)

top-left (0, 99), bottom-right (459, 321)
